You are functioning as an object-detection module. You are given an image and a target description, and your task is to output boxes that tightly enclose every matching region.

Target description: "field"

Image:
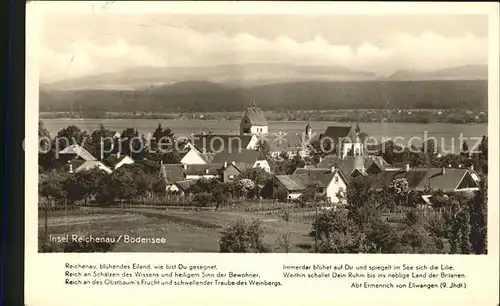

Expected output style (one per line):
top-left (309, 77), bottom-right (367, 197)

top-left (39, 206), bottom-right (315, 253)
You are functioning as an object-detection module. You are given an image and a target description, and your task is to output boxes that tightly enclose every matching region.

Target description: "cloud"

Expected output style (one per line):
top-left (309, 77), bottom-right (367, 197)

top-left (40, 16), bottom-right (488, 82)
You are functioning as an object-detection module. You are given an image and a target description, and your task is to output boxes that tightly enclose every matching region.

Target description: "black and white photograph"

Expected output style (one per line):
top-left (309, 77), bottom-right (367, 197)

top-left (37, 8), bottom-right (489, 254)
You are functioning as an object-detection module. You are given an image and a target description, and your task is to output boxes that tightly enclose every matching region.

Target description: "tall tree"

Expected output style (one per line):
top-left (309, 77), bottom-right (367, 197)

top-left (256, 138), bottom-right (271, 159)
top-left (151, 122), bottom-right (175, 152)
top-left (87, 124), bottom-right (116, 159)
top-left (56, 125), bottom-right (89, 150)
top-left (469, 178), bottom-right (487, 254)
top-left (450, 208), bottom-right (472, 254)
top-left (346, 176), bottom-right (378, 226)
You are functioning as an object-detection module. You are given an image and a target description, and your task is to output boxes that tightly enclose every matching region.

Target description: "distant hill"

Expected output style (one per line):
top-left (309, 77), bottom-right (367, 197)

top-left (42, 63), bottom-right (379, 91)
top-left (39, 79), bottom-right (488, 113)
top-left (387, 65), bottom-right (487, 81)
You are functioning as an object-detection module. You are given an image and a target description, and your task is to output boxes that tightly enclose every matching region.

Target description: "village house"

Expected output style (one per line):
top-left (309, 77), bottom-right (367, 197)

top-left (211, 149), bottom-right (272, 173)
top-left (58, 144), bottom-right (97, 162)
top-left (260, 166), bottom-right (348, 204)
top-left (372, 166), bottom-right (480, 194)
top-left (178, 142), bottom-right (216, 165)
top-left (103, 153), bottom-right (135, 170)
top-left (171, 180), bottom-right (197, 196)
top-left (317, 155), bottom-right (390, 179)
top-left (68, 160), bottom-right (113, 174)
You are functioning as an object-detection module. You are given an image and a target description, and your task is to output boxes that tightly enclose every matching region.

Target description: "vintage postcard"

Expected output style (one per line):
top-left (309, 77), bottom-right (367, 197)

top-left (26, 1), bottom-right (499, 305)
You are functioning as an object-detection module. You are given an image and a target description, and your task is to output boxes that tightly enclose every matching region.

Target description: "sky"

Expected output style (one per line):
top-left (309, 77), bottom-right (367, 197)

top-left (39, 13), bottom-right (489, 83)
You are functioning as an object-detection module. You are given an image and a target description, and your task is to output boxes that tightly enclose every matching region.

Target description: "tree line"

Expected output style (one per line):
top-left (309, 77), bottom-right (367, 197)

top-left (39, 80), bottom-right (488, 113)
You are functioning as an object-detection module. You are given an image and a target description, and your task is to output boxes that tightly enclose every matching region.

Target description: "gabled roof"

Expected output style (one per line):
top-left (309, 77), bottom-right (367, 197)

top-left (318, 156), bottom-right (365, 175)
top-left (372, 168), bottom-right (478, 192)
top-left (321, 125), bottom-right (358, 143)
top-left (200, 152), bottom-right (215, 163)
top-left (293, 168), bottom-right (331, 188)
top-left (160, 164), bottom-right (186, 183)
top-left (212, 149), bottom-right (265, 165)
top-left (243, 107), bottom-right (267, 126)
top-left (190, 134), bottom-right (254, 153)
top-left (294, 167), bottom-right (348, 188)
top-left (59, 144), bottom-right (96, 161)
top-left (174, 180), bottom-right (197, 192)
top-left (160, 164), bottom-right (223, 184)
top-left (69, 160), bottom-right (112, 174)
top-left (104, 154), bottom-right (133, 168)
top-left (275, 174), bottom-right (310, 191)
top-left (277, 167), bottom-right (346, 192)
top-left (184, 164), bottom-right (223, 176)
top-left (267, 133), bottom-right (309, 153)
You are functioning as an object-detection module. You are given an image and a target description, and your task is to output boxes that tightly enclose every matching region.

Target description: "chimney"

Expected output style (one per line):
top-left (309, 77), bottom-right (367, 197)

top-left (405, 164), bottom-right (410, 172)
top-left (441, 167), bottom-right (446, 175)
top-left (232, 161), bottom-right (236, 166)
top-left (224, 161), bottom-right (228, 168)
top-left (330, 166), bottom-right (335, 173)
top-left (470, 165), bottom-right (474, 171)
top-left (183, 164), bottom-right (187, 170)
top-left (117, 151), bottom-right (121, 159)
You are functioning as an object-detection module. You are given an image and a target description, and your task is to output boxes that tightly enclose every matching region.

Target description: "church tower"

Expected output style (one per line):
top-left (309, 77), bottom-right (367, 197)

top-left (240, 100), bottom-right (268, 136)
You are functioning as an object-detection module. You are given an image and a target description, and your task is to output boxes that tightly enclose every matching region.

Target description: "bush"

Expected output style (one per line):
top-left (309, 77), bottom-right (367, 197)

top-left (219, 218), bottom-right (268, 253)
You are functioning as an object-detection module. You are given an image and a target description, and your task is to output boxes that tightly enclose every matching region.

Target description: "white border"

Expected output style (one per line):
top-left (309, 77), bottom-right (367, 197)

top-left (26, 2), bottom-right (500, 306)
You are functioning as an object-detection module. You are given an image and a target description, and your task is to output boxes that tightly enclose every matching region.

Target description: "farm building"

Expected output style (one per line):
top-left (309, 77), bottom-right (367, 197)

top-left (261, 166), bottom-right (348, 204)
top-left (211, 149), bottom-right (271, 173)
top-left (372, 167), bottom-right (480, 193)
top-left (317, 155), bottom-right (390, 178)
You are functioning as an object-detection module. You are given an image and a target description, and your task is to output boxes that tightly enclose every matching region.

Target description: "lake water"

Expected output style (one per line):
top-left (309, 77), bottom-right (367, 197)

top-left (41, 118), bottom-right (488, 154)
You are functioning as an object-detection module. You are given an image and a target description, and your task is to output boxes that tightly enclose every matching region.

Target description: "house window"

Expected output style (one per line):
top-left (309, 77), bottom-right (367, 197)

top-left (228, 174), bottom-right (235, 180)
top-left (334, 176), bottom-right (339, 183)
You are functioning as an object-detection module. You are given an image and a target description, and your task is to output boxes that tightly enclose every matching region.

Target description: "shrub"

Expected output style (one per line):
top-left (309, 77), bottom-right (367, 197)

top-left (219, 218), bottom-right (268, 253)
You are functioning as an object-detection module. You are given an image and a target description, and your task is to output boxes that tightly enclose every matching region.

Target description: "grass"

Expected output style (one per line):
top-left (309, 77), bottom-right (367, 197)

top-left (39, 207), bottom-right (314, 253)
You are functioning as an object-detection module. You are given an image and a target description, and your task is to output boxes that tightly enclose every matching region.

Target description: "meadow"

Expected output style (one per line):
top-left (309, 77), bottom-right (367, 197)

top-left (39, 206), bottom-right (315, 253)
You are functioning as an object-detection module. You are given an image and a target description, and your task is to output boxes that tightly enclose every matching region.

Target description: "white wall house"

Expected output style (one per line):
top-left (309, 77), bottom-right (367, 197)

top-left (253, 160), bottom-right (271, 173)
top-left (325, 170), bottom-right (348, 204)
top-left (180, 147), bottom-right (208, 165)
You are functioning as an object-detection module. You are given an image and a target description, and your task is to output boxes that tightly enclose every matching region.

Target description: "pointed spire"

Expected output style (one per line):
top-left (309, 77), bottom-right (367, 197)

top-left (252, 97), bottom-right (256, 108)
